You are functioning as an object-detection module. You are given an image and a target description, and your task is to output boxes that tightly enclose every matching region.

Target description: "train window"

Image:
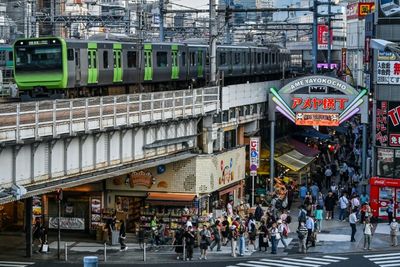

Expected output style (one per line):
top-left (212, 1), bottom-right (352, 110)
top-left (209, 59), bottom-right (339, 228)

top-left (220, 52), bottom-right (226, 65)
top-left (190, 52), bottom-right (196, 66)
top-left (156, 52), bottom-right (168, 67)
top-left (127, 51), bottom-right (137, 68)
top-left (75, 51), bottom-right (79, 66)
top-left (265, 53), bottom-right (269, 64)
top-left (181, 52), bottom-right (186, 66)
top-left (248, 53), bottom-right (251, 64)
top-left (0, 51), bottom-right (4, 61)
top-left (88, 51), bottom-right (91, 68)
top-left (272, 53), bottom-right (276, 64)
top-left (93, 51), bottom-right (97, 68)
top-left (67, 49), bottom-right (74, 61)
top-left (8, 51), bottom-right (12, 60)
top-left (234, 53), bottom-right (240, 65)
top-left (103, 51), bottom-right (109, 68)
top-left (257, 53), bottom-right (262, 64)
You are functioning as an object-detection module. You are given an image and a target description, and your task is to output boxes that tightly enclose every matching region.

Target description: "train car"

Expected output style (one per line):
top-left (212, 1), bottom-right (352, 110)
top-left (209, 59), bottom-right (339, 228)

top-left (13, 36), bottom-right (291, 99)
top-left (0, 45), bottom-right (16, 97)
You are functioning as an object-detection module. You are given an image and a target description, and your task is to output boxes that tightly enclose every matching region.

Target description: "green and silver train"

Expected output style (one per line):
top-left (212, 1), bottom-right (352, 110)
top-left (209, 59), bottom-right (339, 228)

top-left (13, 37), bottom-right (290, 98)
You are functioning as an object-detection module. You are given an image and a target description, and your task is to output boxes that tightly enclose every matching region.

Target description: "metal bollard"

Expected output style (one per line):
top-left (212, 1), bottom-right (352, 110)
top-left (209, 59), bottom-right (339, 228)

top-left (143, 242), bottom-right (146, 262)
top-left (183, 237), bottom-right (186, 261)
top-left (104, 242), bottom-right (107, 262)
top-left (65, 242), bottom-right (68, 262)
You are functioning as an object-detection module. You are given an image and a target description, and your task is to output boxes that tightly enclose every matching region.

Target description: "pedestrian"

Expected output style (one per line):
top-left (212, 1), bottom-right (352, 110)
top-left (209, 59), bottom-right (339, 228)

top-left (227, 200), bottom-right (234, 217)
top-left (173, 225), bottom-right (184, 260)
top-left (297, 222), bottom-right (308, 254)
top-left (349, 208), bottom-right (358, 242)
top-left (339, 193), bottom-right (349, 221)
top-left (199, 225), bottom-right (211, 260)
top-left (314, 205), bottom-right (323, 232)
top-left (310, 183), bottom-right (319, 203)
top-left (298, 205), bottom-right (307, 227)
top-left (248, 214), bottom-right (257, 251)
top-left (258, 219), bottom-right (269, 252)
top-left (255, 203), bottom-right (263, 222)
top-left (305, 216), bottom-right (315, 247)
top-left (317, 192), bottom-right (325, 209)
top-left (390, 219), bottom-right (398, 247)
top-left (360, 192), bottom-right (369, 205)
top-left (269, 222), bottom-right (279, 254)
top-left (210, 220), bottom-right (222, 251)
top-left (184, 226), bottom-right (195, 261)
top-left (324, 191), bottom-right (335, 220)
top-left (387, 200), bottom-right (394, 224)
top-left (238, 219), bottom-right (247, 256)
top-left (277, 220), bottom-right (288, 249)
top-left (299, 184), bottom-right (308, 203)
top-left (325, 166), bottom-right (333, 189)
top-left (119, 220), bottom-right (128, 251)
top-left (363, 218), bottom-right (373, 250)
top-left (229, 225), bottom-right (238, 258)
top-left (32, 219), bottom-right (42, 253)
top-left (221, 216), bottom-right (230, 245)
top-left (287, 184), bottom-right (294, 211)
top-left (304, 192), bottom-right (313, 215)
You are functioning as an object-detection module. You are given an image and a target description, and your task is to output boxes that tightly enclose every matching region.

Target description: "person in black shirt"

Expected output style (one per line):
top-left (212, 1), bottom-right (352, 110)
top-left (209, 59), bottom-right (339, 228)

top-left (184, 226), bottom-right (195, 261)
top-left (119, 220), bottom-right (127, 251)
top-left (221, 216), bottom-right (230, 245)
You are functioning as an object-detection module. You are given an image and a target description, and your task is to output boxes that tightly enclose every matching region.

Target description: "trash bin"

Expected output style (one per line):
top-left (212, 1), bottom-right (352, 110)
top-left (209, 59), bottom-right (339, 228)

top-left (83, 256), bottom-right (98, 267)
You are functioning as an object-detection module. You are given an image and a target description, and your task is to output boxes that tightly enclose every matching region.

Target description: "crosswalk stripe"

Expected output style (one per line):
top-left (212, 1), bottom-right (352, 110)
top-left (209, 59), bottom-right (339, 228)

top-left (376, 260), bottom-right (400, 265)
top-left (322, 256), bottom-right (349, 260)
top-left (260, 259), bottom-right (320, 267)
top-left (373, 257), bottom-right (400, 261)
top-left (256, 260), bottom-right (301, 267)
top-left (0, 264), bottom-right (27, 267)
top-left (380, 264), bottom-right (400, 267)
top-left (303, 257), bottom-right (339, 263)
top-left (365, 253), bottom-right (400, 258)
top-left (281, 258), bottom-right (330, 265)
top-left (0, 262), bottom-right (34, 265)
top-left (237, 263), bottom-right (272, 267)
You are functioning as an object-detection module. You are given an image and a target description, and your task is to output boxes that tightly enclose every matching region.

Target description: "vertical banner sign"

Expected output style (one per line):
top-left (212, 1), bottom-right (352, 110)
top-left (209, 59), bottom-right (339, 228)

top-left (341, 48), bottom-right (347, 72)
top-left (317, 25), bottom-right (331, 50)
top-left (249, 137), bottom-right (260, 176)
top-left (364, 37), bottom-right (371, 63)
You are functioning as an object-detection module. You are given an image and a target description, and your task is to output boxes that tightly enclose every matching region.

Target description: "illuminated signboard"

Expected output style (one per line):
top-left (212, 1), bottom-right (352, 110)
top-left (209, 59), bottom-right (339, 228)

top-left (270, 76), bottom-right (368, 127)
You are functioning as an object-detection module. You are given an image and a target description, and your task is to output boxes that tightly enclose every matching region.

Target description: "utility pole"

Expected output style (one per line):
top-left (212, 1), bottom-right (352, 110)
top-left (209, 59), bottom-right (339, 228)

top-left (327, 0), bottom-right (332, 69)
top-left (159, 0), bottom-right (164, 42)
top-left (210, 0), bottom-right (217, 85)
top-left (312, 0), bottom-right (318, 74)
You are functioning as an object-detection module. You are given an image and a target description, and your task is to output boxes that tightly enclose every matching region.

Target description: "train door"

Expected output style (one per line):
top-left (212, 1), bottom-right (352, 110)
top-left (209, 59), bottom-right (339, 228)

top-left (197, 49), bottom-right (203, 78)
top-left (144, 44), bottom-right (153, 81)
top-left (75, 49), bottom-right (81, 83)
top-left (171, 45), bottom-right (179, 80)
top-left (88, 44), bottom-right (98, 84)
top-left (113, 44), bottom-right (122, 82)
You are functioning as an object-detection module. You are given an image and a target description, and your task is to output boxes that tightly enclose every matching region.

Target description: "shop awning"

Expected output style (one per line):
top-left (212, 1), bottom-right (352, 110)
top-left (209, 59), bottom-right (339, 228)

top-left (146, 192), bottom-right (196, 206)
top-left (295, 127), bottom-right (331, 140)
top-left (275, 150), bottom-right (316, 172)
top-left (288, 138), bottom-right (320, 157)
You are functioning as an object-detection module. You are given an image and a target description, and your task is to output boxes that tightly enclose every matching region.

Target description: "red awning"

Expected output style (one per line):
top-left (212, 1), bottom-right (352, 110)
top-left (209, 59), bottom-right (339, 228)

top-left (288, 138), bottom-right (320, 157)
top-left (146, 192), bottom-right (195, 206)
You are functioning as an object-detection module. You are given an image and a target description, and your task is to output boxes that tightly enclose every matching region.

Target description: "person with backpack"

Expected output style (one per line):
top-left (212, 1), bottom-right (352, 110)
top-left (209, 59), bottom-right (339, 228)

top-left (339, 193), bottom-right (349, 221)
top-left (277, 219), bottom-right (288, 249)
top-left (221, 216), bottom-right (230, 246)
top-left (258, 219), bottom-right (269, 252)
top-left (324, 191), bottom-right (336, 220)
top-left (210, 220), bottom-right (221, 251)
top-left (255, 203), bottom-right (263, 222)
top-left (298, 205), bottom-right (307, 227)
top-left (184, 226), bottom-right (195, 261)
top-left (297, 222), bottom-right (308, 253)
top-left (199, 225), bottom-right (211, 260)
top-left (229, 225), bottom-right (238, 257)
top-left (237, 218), bottom-right (247, 256)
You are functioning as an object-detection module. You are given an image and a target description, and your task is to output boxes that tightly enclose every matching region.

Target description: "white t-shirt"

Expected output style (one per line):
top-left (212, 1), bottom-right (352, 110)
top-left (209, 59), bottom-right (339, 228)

top-left (339, 196), bottom-right (349, 209)
top-left (227, 203), bottom-right (233, 216)
top-left (351, 198), bottom-right (360, 209)
top-left (364, 223), bottom-right (372, 235)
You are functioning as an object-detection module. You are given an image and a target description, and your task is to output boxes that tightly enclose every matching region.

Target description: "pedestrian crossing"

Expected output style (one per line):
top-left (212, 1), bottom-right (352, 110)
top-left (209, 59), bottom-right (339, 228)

top-left (226, 255), bottom-right (349, 267)
top-left (365, 252), bottom-right (400, 267)
top-left (0, 261), bottom-right (35, 267)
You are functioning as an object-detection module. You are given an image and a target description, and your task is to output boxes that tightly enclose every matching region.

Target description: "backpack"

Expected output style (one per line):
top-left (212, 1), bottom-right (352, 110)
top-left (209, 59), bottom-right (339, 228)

top-left (283, 226), bottom-right (288, 237)
top-left (275, 199), bottom-right (283, 210)
top-left (299, 210), bottom-right (306, 222)
top-left (286, 215), bottom-right (292, 224)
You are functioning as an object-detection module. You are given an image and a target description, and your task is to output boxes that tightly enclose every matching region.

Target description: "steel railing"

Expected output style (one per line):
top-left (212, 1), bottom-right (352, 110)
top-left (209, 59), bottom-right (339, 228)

top-left (0, 87), bottom-right (219, 143)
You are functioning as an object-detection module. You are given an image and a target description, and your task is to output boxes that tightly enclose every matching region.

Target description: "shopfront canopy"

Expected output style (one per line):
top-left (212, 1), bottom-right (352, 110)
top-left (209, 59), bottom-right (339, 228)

top-left (295, 127), bottom-right (331, 140)
top-left (275, 150), bottom-right (315, 172)
top-left (146, 192), bottom-right (196, 206)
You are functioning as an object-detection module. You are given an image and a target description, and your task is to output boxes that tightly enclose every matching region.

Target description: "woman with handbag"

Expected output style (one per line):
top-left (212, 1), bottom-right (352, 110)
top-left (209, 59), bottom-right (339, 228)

top-left (258, 219), bottom-right (269, 252)
top-left (269, 222), bottom-right (279, 254)
top-left (199, 225), bottom-right (211, 260)
top-left (363, 218), bottom-right (373, 250)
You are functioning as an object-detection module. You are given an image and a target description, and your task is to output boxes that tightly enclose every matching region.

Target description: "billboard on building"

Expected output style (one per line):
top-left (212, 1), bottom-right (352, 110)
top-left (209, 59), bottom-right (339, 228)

top-left (347, 2), bottom-right (374, 20)
top-left (378, 0), bottom-right (400, 24)
top-left (377, 51), bottom-right (400, 84)
top-left (376, 101), bottom-right (400, 147)
top-left (317, 25), bottom-right (332, 50)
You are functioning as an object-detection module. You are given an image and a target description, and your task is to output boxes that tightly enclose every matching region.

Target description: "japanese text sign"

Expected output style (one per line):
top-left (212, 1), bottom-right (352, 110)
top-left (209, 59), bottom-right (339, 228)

top-left (249, 137), bottom-right (260, 176)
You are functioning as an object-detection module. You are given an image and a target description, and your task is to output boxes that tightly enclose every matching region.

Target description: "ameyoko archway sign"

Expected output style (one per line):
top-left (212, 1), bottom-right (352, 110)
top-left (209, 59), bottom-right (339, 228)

top-left (269, 75), bottom-right (368, 126)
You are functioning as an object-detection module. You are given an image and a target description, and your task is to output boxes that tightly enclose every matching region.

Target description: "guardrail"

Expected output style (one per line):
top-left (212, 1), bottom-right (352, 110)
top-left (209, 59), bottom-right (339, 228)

top-left (64, 242), bottom-right (108, 262)
top-left (0, 87), bottom-right (219, 143)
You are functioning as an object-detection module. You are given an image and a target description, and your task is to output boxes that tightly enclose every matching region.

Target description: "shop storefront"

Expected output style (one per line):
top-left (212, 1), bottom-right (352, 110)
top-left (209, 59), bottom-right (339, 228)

top-left (370, 177), bottom-right (400, 219)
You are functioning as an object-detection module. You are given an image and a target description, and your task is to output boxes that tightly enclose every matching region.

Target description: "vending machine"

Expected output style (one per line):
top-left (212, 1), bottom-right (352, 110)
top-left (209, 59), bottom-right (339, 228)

top-left (370, 177), bottom-right (400, 219)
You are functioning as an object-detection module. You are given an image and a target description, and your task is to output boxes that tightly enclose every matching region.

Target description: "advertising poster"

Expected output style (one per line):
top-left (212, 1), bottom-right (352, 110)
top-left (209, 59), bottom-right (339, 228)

top-left (378, 0), bottom-right (400, 24)
top-left (317, 25), bottom-right (332, 50)
top-left (376, 101), bottom-right (400, 147)
top-left (90, 197), bottom-right (102, 230)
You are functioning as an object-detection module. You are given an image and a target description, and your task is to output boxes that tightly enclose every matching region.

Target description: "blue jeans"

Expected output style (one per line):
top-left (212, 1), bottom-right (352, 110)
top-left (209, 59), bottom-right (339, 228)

top-left (271, 236), bottom-right (277, 254)
top-left (339, 208), bottom-right (347, 220)
top-left (239, 236), bottom-right (245, 255)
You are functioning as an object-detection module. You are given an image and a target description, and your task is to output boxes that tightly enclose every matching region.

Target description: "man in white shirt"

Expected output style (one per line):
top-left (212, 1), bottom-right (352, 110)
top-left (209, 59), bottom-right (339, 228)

top-left (339, 193), bottom-right (349, 221)
top-left (349, 209), bottom-right (358, 242)
top-left (305, 216), bottom-right (315, 247)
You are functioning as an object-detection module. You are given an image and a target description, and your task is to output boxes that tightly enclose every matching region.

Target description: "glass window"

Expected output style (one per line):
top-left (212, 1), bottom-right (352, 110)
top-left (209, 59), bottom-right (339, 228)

top-left (197, 51), bottom-right (203, 66)
top-left (220, 52), bottom-right (226, 65)
top-left (8, 51), bottom-right (12, 61)
top-left (67, 49), bottom-right (74, 61)
top-left (127, 51), bottom-right (136, 68)
top-left (190, 52), bottom-right (196, 66)
top-left (144, 51), bottom-right (152, 68)
top-left (181, 52), bottom-right (186, 66)
top-left (234, 53), bottom-right (240, 64)
top-left (257, 53), bottom-right (262, 64)
top-left (265, 53), bottom-right (269, 64)
top-left (103, 50), bottom-right (108, 68)
top-left (15, 45), bottom-right (62, 72)
top-left (93, 51), bottom-right (97, 68)
top-left (272, 53), bottom-right (276, 64)
top-left (156, 51), bottom-right (168, 67)
top-left (88, 51), bottom-right (91, 68)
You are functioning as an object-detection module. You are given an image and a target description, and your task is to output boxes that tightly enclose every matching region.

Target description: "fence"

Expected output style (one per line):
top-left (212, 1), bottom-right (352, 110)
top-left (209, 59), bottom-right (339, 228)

top-left (64, 242), bottom-right (108, 262)
top-left (0, 87), bottom-right (219, 143)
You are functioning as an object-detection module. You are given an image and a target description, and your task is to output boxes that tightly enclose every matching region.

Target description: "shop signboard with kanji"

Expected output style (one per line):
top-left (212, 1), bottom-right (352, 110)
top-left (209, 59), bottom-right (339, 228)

top-left (377, 51), bottom-right (400, 84)
top-left (269, 76), bottom-right (368, 127)
top-left (249, 137), bottom-right (260, 176)
top-left (376, 101), bottom-right (400, 147)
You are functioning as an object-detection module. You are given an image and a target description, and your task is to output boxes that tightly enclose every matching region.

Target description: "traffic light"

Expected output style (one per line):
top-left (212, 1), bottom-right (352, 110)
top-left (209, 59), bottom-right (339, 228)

top-left (55, 188), bottom-right (63, 201)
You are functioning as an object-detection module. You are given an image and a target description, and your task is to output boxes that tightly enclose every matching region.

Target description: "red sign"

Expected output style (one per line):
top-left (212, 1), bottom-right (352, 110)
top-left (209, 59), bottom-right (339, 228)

top-left (389, 134), bottom-right (400, 146)
top-left (370, 177), bottom-right (400, 187)
top-left (358, 3), bottom-right (374, 17)
top-left (365, 37), bottom-right (371, 63)
top-left (291, 97), bottom-right (348, 111)
top-left (317, 25), bottom-right (332, 49)
top-left (295, 113), bottom-right (339, 126)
